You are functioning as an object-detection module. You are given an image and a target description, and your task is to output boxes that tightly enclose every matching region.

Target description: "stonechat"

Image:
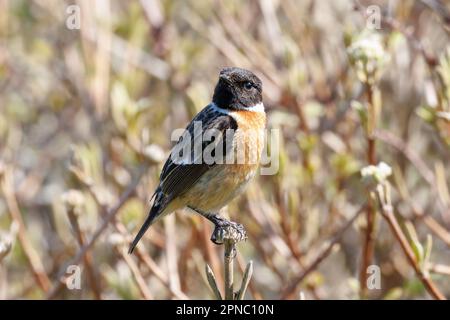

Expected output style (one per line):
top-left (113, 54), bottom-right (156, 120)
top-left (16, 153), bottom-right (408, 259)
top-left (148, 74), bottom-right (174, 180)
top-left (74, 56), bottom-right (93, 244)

top-left (129, 67), bottom-right (265, 253)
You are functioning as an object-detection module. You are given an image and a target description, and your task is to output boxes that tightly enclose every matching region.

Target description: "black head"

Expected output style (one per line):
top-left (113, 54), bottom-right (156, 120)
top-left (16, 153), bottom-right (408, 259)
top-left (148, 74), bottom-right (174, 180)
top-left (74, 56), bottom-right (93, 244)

top-left (212, 67), bottom-right (263, 110)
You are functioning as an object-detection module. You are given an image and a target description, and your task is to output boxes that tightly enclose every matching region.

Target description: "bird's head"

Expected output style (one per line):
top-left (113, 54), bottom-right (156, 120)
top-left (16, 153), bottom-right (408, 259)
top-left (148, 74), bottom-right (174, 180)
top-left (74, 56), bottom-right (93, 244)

top-left (212, 67), bottom-right (263, 111)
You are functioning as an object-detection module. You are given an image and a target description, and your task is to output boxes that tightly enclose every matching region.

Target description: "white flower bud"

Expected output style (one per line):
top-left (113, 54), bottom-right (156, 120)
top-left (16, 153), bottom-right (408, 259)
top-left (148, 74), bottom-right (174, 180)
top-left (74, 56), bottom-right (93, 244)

top-left (361, 161), bottom-right (392, 185)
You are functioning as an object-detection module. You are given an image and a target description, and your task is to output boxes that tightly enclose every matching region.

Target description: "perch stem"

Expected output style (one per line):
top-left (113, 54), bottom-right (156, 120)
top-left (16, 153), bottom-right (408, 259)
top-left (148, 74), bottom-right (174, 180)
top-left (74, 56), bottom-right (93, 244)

top-left (224, 240), bottom-right (235, 300)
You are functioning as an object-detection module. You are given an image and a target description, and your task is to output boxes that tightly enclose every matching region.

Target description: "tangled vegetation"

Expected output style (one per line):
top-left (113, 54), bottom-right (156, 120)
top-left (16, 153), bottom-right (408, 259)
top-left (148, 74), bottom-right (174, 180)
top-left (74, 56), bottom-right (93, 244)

top-left (0, 0), bottom-right (449, 299)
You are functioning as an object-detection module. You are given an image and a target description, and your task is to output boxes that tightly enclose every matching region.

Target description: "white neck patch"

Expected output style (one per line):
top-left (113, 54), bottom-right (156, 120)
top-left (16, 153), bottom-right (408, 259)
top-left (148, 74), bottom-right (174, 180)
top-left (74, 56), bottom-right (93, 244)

top-left (210, 102), bottom-right (265, 114)
top-left (245, 102), bottom-right (265, 112)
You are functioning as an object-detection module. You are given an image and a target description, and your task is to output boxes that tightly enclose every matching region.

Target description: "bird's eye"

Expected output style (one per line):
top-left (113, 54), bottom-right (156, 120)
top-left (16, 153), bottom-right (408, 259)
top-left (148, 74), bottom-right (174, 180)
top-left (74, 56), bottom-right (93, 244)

top-left (243, 82), bottom-right (253, 90)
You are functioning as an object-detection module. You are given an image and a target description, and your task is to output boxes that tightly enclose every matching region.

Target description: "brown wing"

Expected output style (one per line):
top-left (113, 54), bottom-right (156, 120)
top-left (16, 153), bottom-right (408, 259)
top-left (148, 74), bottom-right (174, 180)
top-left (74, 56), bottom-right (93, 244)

top-left (129, 104), bottom-right (237, 253)
top-left (159, 104), bottom-right (237, 201)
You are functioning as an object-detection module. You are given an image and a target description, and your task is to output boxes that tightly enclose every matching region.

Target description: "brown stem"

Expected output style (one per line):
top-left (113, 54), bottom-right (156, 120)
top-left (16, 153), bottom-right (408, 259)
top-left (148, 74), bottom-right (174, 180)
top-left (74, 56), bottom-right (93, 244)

top-left (114, 221), bottom-right (189, 300)
top-left (360, 188), bottom-right (376, 298)
top-left (224, 241), bottom-right (235, 300)
top-left (120, 247), bottom-right (153, 300)
top-left (281, 206), bottom-right (364, 299)
top-left (66, 206), bottom-right (102, 299)
top-left (68, 166), bottom-right (189, 300)
top-left (46, 167), bottom-right (144, 299)
top-left (360, 84), bottom-right (377, 298)
top-left (1, 168), bottom-right (51, 293)
top-left (377, 198), bottom-right (446, 300)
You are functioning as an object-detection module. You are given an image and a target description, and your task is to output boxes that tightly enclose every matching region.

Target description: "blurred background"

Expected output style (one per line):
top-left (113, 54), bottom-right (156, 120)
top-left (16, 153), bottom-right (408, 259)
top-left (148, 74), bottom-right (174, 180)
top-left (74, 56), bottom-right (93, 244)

top-left (0, 0), bottom-right (449, 299)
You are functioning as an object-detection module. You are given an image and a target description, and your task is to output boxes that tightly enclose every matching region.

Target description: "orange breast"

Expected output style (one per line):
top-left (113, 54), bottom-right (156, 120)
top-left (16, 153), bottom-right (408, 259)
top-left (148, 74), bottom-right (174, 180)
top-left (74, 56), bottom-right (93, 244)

top-left (177, 109), bottom-right (267, 213)
top-left (230, 110), bottom-right (266, 130)
top-left (229, 110), bottom-right (266, 171)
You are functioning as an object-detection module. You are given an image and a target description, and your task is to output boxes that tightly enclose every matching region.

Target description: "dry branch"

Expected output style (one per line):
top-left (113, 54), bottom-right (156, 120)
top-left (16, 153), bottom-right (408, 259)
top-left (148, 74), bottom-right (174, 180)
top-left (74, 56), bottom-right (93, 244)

top-left (281, 206), bottom-right (365, 299)
top-left (46, 168), bottom-right (145, 299)
top-left (0, 166), bottom-right (51, 293)
top-left (375, 184), bottom-right (446, 300)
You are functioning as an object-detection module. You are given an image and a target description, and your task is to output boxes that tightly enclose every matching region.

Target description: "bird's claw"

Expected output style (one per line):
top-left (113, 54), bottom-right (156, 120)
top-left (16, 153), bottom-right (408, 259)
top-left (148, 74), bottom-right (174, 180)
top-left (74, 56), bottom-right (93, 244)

top-left (210, 220), bottom-right (247, 246)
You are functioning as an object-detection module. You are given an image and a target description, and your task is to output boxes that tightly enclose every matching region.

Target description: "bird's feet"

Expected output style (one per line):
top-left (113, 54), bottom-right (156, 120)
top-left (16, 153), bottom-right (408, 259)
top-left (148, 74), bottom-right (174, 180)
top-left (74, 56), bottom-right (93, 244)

top-left (210, 216), bottom-right (247, 246)
top-left (187, 207), bottom-right (248, 247)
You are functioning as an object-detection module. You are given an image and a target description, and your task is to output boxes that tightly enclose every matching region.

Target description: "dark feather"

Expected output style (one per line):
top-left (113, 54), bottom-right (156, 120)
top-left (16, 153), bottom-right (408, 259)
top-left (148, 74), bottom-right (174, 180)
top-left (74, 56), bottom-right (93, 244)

top-left (128, 190), bottom-right (166, 254)
top-left (128, 104), bottom-right (237, 253)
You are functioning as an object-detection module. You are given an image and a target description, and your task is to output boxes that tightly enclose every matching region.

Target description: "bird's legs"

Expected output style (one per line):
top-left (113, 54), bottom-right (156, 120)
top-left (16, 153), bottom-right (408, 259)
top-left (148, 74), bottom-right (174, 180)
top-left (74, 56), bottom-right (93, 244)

top-left (187, 206), bottom-right (247, 245)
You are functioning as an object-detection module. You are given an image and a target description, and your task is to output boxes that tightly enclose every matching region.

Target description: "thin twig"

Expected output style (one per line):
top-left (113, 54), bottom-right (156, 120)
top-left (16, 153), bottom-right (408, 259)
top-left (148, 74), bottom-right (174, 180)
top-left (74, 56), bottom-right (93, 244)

top-left (64, 192), bottom-right (102, 299)
top-left (164, 214), bottom-right (182, 295)
top-left (281, 206), bottom-right (365, 299)
top-left (224, 240), bottom-right (235, 300)
top-left (360, 83), bottom-right (377, 298)
top-left (120, 247), bottom-right (154, 300)
top-left (69, 161), bottom-right (189, 300)
top-left (113, 221), bottom-right (189, 300)
top-left (0, 167), bottom-right (51, 293)
top-left (375, 187), bottom-right (446, 300)
top-left (428, 263), bottom-right (450, 276)
top-left (46, 167), bottom-right (144, 299)
top-left (421, 215), bottom-right (450, 247)
top-left (375, 130), bottom-right (434, 185)
top-left (354, 1), bottom-right (438, 67)
top-left (376, 129), bottom-right (450, 244)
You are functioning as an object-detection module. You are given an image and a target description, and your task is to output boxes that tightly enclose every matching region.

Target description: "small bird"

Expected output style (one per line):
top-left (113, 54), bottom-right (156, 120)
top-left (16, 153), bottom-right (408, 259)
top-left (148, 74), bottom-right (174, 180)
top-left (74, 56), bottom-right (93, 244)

top-left (129, 67), bottom-right (265, 253)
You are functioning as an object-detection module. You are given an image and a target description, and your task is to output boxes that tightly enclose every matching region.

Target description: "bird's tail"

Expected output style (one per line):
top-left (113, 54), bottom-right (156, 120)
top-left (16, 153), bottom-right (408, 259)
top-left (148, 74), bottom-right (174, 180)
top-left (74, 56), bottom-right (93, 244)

top-left (128, 192), bottom-right (166, 254)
